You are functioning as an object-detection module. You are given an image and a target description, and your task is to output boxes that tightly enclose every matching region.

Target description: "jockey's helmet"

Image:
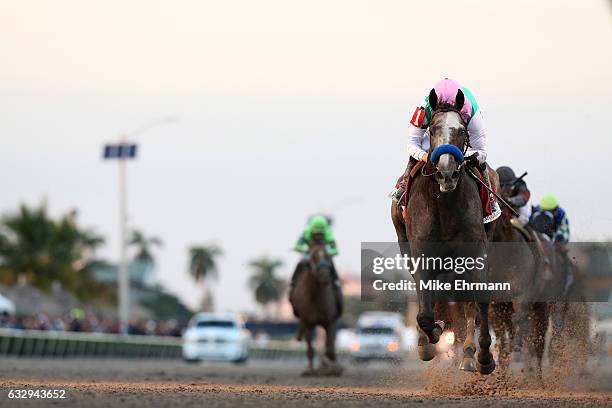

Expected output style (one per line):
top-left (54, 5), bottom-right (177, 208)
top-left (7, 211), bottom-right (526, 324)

top-left (540, 194), bottom-right (559, 211)
top-left (432, 78), bottom-right (473, 123)
top-left (496, 166), bottom-right (517, 186)
top-left (309, 215), bottom-right (328, 234)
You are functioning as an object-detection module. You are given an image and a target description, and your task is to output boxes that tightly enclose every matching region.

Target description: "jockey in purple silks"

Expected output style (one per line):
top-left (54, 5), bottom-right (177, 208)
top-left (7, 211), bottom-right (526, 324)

top-left (391, 78), bottom-right (500, 223)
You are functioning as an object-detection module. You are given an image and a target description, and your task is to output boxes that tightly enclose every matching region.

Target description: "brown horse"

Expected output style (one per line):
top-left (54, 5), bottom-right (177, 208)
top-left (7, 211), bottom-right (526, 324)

top-left (489, 191), bottom-right (567, 378)
top-left (488, 202), bottom-right (542, 372)
top-left (391, 88), bottom-right (500, 375)
top-left (290, 242), bottom-right (342, 376)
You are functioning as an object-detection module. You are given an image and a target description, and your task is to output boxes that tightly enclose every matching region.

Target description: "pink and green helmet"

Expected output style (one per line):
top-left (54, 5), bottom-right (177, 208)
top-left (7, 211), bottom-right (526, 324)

top-left (424, 78), bottom-right (480, 126)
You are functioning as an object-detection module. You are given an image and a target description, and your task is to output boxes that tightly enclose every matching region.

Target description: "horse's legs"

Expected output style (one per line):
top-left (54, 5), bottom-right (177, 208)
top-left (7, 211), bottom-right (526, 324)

top-left (459, 302), bottom-right (477, 372)
top-left (451, 303), bottom-right (467, 345)
top-left (548, 301), bottom-right (567, 366)
top-left (417, 328), bottom-right (437, 361)
top-left (503, 305), bottom-right (514, 369)
top-left (493, 302), bottom-right (513, 370)
top-left (529, 302), bottom-right (548, 381)
top-left (476, 301), bottom-right (496, 375)
top-left (305, 326), bottom-right (315, 371)
top-left (512, 300), bottom-right (530, 360)
top-left (416, 288), bottom-right (442, 344)
top-left (416, 287), bottom-right (441, 361)
top-left (324, 322), bottom-right (337, 363)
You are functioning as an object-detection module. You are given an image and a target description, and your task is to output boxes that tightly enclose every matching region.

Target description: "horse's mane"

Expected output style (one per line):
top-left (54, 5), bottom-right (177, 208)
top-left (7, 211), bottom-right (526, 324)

top-left (431, 102), bottom-right (463, 117)
top-left (435, 101), bottom-right (456, 110)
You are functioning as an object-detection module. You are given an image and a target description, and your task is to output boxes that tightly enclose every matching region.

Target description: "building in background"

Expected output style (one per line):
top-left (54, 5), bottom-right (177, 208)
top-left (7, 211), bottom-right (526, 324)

top-left (93, 260), bottom-right (159, 288)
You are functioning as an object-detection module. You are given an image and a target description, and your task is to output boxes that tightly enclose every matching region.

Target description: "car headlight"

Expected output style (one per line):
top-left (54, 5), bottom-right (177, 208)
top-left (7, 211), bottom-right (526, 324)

top-left (387, 341), bottom-right (399, 353)
top-left (183, 330), bottom-right (197, 341)
top-left (350, 341), bottom-right (360, 352)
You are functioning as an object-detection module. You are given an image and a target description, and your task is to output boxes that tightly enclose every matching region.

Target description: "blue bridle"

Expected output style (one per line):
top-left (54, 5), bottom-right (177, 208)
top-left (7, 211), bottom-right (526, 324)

top-left (430, 143), bottom-right (465, 165)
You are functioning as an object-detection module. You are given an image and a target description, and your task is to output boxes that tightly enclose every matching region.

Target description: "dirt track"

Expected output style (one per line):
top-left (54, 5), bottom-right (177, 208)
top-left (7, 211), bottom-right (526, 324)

top-left (1, 357), bottom-right (611, 407)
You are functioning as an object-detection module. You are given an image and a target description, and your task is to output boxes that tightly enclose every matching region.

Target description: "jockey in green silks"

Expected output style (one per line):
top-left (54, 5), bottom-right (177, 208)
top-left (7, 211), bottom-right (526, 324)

top-left (290, 215), bottom-right (343, 316)
top-left (294, 215), bottom-right (338, 257)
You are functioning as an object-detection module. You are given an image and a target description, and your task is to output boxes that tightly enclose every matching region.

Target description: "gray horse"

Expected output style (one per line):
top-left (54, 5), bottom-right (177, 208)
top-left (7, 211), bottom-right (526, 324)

top-left (391, 87), bottom-right (498, 375)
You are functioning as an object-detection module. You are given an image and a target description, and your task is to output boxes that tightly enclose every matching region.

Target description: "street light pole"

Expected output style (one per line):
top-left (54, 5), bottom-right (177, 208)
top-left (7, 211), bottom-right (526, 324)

top-left (103, 116), bottom-right (176, 335)
top-left (118, 146), bottom-right (129, 335)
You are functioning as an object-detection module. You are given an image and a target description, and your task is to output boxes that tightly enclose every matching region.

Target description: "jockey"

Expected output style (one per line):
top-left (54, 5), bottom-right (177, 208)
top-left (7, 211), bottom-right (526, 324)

top-left (497, 166), bottom-right (532, 225)
top-left (290, 215), bottom-right (342, 315)
top-left (392, 78), bottom-right (499, 221)
top-left (530, 194), bottom-right (573, 290)
top-left (497, 166), bottom-right (554, 272)
top-left (531, 194), bottom-right (570, 244)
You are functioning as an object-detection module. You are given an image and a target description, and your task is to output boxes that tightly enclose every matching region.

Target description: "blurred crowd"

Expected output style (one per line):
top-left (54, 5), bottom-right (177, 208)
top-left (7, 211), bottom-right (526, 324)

top-left (0, 310), bottom-right (182, 337)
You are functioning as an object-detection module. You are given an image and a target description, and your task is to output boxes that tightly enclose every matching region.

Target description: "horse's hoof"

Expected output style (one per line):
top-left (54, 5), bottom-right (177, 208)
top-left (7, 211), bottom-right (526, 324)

top-left (418, 344), bottom-right (437, 361)
top-left (319, 356), bottom-right (344, 375)
top-left (317, 363), bottom-right (344, 377)
top-left (301, 368), bottom-right (316, 377)
top-left (476, 358), bottom-right (496, 375)
top-left (429, 321), bottom-right (445, 344)
top-left (459, 357), bottom-right (476, 372)
top-left (320, 355), bottom-right (335, 367)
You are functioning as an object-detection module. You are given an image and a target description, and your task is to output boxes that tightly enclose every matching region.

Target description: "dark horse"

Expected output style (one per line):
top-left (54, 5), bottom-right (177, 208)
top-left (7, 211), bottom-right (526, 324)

top-left (290, 242), bottom-right (342, 376)
top-left (489, 201), bottom-right (545, 373)
top-left (391, 88), bottom-right (498, 375)
top-left (490, 194), bottom-right (569, 377)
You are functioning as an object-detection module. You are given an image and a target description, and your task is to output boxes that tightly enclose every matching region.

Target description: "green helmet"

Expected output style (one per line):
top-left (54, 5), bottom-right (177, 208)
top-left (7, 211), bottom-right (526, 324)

top-left (540, 194), bottom-right (559, 211)
top-left (309, 215), bottom-right (328, 234)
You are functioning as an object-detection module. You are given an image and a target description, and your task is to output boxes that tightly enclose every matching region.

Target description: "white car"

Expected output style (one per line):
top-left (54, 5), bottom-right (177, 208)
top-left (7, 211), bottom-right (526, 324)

top-left (350, 312), bottom-right (405, 362)
top-left (183, 313), bottom-right (250, 363)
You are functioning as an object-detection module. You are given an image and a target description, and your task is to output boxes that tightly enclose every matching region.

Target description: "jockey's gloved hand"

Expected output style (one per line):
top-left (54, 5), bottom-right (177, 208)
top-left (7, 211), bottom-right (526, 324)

top-left (325, 244), bottom-right (338, 257)
top-left (465, 152), bottom-right (480, 168)
top-left (294, 243), bottom-right (309, 253)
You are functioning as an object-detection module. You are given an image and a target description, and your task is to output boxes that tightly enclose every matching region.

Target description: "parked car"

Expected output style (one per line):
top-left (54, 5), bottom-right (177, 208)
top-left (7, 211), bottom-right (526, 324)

top-left (0, 294), bottom-right (15, 315)
top-left (182, 313), bottom-right (250, 363)
top-left (350, 312), bottom-right (405, 363)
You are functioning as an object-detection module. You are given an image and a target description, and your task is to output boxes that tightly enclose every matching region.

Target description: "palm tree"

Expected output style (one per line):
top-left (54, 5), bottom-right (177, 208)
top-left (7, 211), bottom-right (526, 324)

top-left (248, 257), bottom-right (286, 317)
top-left (129, 229), bottom-right (162, 265)
top-left (189, 245), bottom-right (223, 282)
top-left (0, 202), bottom-right (106, 297)
top-left (189, 245), bottom-right (223, 311)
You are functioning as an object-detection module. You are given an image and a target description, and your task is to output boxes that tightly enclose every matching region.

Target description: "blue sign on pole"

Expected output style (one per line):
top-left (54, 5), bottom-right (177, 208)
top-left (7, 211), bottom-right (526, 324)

top-left (103, 144), bottom-right (138, 159)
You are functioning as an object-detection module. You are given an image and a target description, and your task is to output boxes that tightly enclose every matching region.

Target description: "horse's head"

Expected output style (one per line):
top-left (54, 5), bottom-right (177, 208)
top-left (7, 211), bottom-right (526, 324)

top-left (428, 88), bottom-right (469, 193)
top-left (308, 242), bottom-right (332, 285)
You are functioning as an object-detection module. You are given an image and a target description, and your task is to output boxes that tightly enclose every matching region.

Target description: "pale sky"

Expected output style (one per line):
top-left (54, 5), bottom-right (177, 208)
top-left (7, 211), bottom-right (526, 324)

top-left (1, 0), bottom-right (611, 312)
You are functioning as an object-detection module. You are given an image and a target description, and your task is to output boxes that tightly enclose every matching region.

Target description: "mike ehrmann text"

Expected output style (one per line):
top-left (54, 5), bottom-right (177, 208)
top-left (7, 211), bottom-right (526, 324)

top-left (372, 279), bottom-right (511, 291)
